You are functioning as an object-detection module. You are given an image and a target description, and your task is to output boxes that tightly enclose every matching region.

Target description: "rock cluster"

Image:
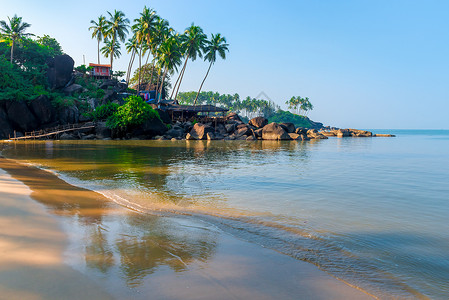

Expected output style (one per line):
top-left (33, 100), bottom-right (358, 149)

top-left (154, 116), bottom-right (329, 141)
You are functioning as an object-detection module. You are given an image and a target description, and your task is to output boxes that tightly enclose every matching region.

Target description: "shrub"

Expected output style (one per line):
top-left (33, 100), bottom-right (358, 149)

top-left (268, 110), bottom-right (313, 128)
top-left (106, 95), bottom-right (160, 129)
top-left (89, 102), bottom-right (119, 121)
top-left (96, 89), bottom-right (105, 99)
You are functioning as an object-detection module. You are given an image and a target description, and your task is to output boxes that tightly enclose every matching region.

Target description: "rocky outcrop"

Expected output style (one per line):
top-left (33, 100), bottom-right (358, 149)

top-left (58, 105), bottom-right (79, 125)
top-left (0, 106), bottom-right (14, 139)
top-left (47, 54), bottom-right (74, 89)
top-left (249, 116), bottom-right (268, 129)
top-left (279, 122), bottom-right (296, 133)
top-left (6, 101), bottom-right (39, 132)
top-left (189, 123), bottom-right (214, 140)
top-left (140, 117), bottom-right (168, 137)
top-left (63, 84), bottom-right (84, 96)
top-left (262, 123), bottom-right (291, 140)
top-left (29, 95), bottom-right (56, 125)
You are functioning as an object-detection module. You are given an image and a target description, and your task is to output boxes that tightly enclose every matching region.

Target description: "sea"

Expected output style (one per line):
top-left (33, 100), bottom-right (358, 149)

top-left (1, 129), bottom-right (448, 299)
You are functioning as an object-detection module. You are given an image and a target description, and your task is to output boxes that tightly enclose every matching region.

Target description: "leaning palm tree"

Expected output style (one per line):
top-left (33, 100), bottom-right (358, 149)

top-left (125, 36), bottom-right (139, 84)
top-left (104, 10), bottom-right (129, 69)
top-left (0, 15), bottom-right (33, 63)
top-left (156, 35), bottom-right (183, 101)
top-left (149, 17), bottom-right (169, 92)
top-left (171, 24), bottom-right (207, 102)
top-left (89, 15), bottom-right (107, 64)
top-left (101, 39), bottom-right (122, 74)
top-left (194, 34), bottom-right (229, 105)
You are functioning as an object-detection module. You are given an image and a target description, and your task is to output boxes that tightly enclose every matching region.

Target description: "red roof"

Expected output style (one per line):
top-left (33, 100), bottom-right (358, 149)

top-left (89, 63), bottom-right (111, 68)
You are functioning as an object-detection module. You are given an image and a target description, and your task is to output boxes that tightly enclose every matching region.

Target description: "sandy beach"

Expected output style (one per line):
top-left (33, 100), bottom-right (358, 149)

top-left (0, 157), bottom-right (373, 300)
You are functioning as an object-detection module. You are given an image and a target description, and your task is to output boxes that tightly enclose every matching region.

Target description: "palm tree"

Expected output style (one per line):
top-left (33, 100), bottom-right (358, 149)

top-left (0, 15), bottom-right (33, 63)
top-left (156, 35), bottom-right (183, 101)
top-left (89, 15), bottom-right (107, 64)
top-left (125, 36), bottom-right (139, 84)
top-left (149, 18), bottom-right (170, 92)
top-left (101, 39), bottom-right (122, 71)
top-left (104, 10), bottom-right (129, 69)
top-left (194, 34), bottom-right (229, 105)
top-left (171, 24), bottom-right (207, 102)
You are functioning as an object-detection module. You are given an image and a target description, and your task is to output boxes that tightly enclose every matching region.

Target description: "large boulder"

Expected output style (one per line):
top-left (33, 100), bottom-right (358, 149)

top-left (6, 101), bottom-right (39, 132)
top-left (226, 112), bottom-right (242, 123)
top-left (95, 122), bottom-right (112, 139)
top-left (0, 106), bottom-right (14, 139)
top-left (234, 126), bottom-right (252, 137)
top-left (262, 123), bottom-right (291, 140)
top-left (166, 128), bottom-right (184, 138)
top-left (155, 109), bottom-right (171, 124)
top-left (248, 116), bottom-right (268, 129)
top-left (349, 129), bottom-right (372, 137)
top-left (47, 54), bottom-right (74, 89)
top-left (336, 129), bottom-right (351, 138)
top-left (140, 117), bottom-right (168, 137)
top-left (189, 123), bottom-right (214, 140)
top-left (63, 84), bottom-right (84, 96)
top-left (58, 105), bottom-right (79, 124)
top-left (29, 95), bottom-right (55, 125)
top-left (279, 122), bottom-right (296, 133)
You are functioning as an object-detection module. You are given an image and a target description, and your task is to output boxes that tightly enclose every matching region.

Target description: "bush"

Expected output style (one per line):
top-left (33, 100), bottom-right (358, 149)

top-left (96, 89), bottom-right (105, 99)
top-left (268, 110), bottom-right (313, 128)
top-left (89, 102), bottom-right (119, 121)
top-left (106, 95), bottom-right (160, 129)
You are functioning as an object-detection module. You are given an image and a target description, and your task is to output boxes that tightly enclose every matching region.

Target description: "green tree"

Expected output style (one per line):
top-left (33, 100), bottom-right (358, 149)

top-left (36, 35), bottom-right (63, 56)
top-left (125, 36), bottom-right (139, 84)
top-left (156, 35), bottom-right (183, 99)
top-left (104, 10), bottom-right (129, 69)
top-left (0, 14), bottom-right (33, 63)
top-left (101, 39), bottom-right (121, 64)
top-left (172, 24), bottom-right (207, 101)
top-left (194, 33), bottom-right (229, 105)
top-left (89, 15), bottom-right (107, 64)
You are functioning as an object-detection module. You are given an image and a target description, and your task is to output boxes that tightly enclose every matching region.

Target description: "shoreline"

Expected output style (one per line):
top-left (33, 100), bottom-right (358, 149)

top-left (0, 157), bottom-right (374, 299)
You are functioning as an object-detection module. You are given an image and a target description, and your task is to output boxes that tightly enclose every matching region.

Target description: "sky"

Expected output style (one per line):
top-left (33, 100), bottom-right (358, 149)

top-left (1, 0), bottom-right (448, 129)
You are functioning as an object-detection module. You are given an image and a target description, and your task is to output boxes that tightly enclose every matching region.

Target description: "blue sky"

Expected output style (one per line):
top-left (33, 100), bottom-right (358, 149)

top-left (2, 0), bottom-right (448, 129)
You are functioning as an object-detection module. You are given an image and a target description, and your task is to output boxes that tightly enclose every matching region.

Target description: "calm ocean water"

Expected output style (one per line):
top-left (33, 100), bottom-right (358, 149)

top-left (2, 130), bottom-right (448, 299)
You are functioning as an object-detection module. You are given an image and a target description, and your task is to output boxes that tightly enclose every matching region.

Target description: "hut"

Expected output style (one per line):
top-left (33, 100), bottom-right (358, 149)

top-left (89, 63), bottom-right (111, 79)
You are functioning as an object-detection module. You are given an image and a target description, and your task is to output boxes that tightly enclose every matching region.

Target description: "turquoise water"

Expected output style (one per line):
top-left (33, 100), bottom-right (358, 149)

top-left (2, 130), bottom-right (448, 298)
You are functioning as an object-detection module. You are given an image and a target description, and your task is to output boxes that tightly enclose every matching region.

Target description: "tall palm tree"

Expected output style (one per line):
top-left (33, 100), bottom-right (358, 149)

top-left (194, 34), bottom-right (229, 105)
top-left (171, 24), bottom-right (206, 102)
top-left (101, 39), bottom-right (121, 73)
top-left (125, 36), bottom-right (139, 84)
top-left (89, 15), bottom-right (107, 64)
top-left (156, 35), bottom-right (182, 101)
top-left (0, 15), bottom-right (33, 63)
top-left (105, 10), bottom-right (129, 69)
top-left (149, 18), bottom-right (169, 92)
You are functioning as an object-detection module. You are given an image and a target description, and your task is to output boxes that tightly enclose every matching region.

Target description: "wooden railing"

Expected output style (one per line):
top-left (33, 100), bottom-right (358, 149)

top-left (9, 122), bottom-right (95, 140)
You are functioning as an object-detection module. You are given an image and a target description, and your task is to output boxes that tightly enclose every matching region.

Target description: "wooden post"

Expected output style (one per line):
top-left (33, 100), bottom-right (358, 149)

top-left (14, 131), bottom-right (16, 139)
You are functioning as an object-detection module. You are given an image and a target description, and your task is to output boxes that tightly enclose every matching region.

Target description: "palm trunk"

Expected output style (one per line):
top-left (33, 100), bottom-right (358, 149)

top-left (149, 60), bottom-right (155, 91)
top-left (97, 40), bottom-right (100, 64)
top-left (194, 61), bottom-right (213, 105)
top-left (10, 40), bottom-right (14, 63)
top-left (169, 62), bottom-right (187, 100)
top-left (158, 68), bottom-right (168, 103)
top-left (155, 67), bottom-right (162, 97)
top-left (138, 47), bottom-right (142, 92)
top-left (126, 50), bottom-right (136, 84)
top-left (174, 55), bottom-right (190, 102)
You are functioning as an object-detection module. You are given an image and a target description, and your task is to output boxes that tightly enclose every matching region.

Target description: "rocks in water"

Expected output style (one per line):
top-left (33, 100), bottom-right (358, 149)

top-left (349, 129), bottom-right (372, 137)
top-left (47, 54), bottom-right (74, 89)
top-left (95, 122), bottom-right (112, 139)
top-left (246, 135), bottom-right (256, 141)
top-left (295, 127), bottom-right (307, 135)
top-left (206, 132), bottom-right (215, 140)
top-left (59, 133), bottom-right (76, 140)
top-left (189, 123), bottom-right (214, 140)
top-left (166, 128), bottom-right (184, 138)
top-left (307, 129), bottom-right (328, 139)
top-left (249, 116), bottom-right (268, 129)
top-left (254, 128), bottom-right (263, 138)
top-left (374, 134), bottom-right (396, 137)
top-left (279, 122), bottom-right (296, 133)
top-left (262, 123), bottom-right (291, 140)
top-left (6, 101), bottom-right (38, 132)
top-left (234, 125), bottom-right (252, 137)
top-left (29, 95), bottom-right (56, 125)
top-left (185, 133), bottom-right (196, 140)
top-left (225, 123), bottom-right (236, 133)
top-left (140, 117), bottom-right (168, 137)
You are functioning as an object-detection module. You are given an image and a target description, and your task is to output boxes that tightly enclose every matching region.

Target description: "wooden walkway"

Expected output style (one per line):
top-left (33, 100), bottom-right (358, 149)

top-left (9, 123), bottom-right (95, 141)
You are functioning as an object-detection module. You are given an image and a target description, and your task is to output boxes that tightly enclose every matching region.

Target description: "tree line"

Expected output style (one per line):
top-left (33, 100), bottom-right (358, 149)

top-left (89, 7), bottom-right (229, 103)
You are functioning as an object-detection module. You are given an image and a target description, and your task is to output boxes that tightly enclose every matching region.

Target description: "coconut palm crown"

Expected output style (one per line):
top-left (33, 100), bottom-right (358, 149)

top-left (0, 14), bottom-right (33, 63)
top-left (104, 10), bottom-right (129, 69)
top-left (89, 15), bottom-right (107, 64)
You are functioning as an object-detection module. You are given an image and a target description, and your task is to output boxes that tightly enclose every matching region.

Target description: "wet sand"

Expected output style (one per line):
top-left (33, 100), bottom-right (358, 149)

top-left (0, 157), bottom-right (374, 300)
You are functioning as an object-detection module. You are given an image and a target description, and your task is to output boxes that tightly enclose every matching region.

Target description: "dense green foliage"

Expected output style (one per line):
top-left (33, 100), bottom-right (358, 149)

top-left (178, 91), bottom-right (277, 119)
top-left (285, 96), bottom-right (313, 116)
top-left (268, 110), bottom-right (313, 128)
top-left (89, 102), bottom-right (119, 121)
top-left (0, 57), bottom-right (34, 100)
top-left (106, 95), bottom-right (160, 129)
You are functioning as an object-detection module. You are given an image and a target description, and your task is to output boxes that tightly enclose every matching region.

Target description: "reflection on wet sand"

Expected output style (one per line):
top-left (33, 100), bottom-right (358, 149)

top-left (0, 157), bottom-right (217, 291)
